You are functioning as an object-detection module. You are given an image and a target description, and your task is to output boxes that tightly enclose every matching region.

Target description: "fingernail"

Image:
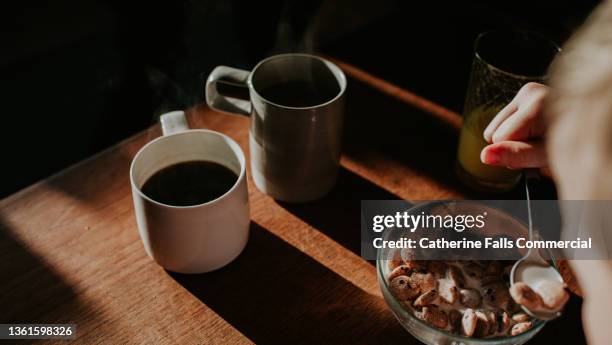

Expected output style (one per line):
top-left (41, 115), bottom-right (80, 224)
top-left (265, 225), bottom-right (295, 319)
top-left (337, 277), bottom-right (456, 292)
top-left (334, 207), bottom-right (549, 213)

top-left (482, 149), bottom-right (500, 165)
top-left (483, 129), bottom-right (491, 142)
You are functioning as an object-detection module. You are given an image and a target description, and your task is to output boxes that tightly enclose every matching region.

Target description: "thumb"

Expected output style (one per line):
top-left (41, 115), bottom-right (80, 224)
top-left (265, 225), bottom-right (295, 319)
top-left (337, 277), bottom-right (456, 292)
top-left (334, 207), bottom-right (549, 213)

top-left (480, 141), bottom-right (547, 169)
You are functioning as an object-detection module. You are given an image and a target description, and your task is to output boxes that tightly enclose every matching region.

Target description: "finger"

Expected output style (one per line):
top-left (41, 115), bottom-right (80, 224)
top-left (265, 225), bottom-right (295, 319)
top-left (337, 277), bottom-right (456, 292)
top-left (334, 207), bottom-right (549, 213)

top-left (483, 83), bottom-right (538, 143)
top-left (483, 101), bottom-right (518, 143)
top-left (480, 140), bottom-right (547, 169)
top-left (491, 99), bottom-right (547, 143)
top-left (490, 83), bottom-right (549, 143)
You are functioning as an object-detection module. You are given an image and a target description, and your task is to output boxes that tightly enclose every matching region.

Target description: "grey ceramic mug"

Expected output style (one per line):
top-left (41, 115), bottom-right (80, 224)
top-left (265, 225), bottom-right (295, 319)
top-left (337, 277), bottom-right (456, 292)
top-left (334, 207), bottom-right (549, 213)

top-left (205, 54), bottom-right (346, 203)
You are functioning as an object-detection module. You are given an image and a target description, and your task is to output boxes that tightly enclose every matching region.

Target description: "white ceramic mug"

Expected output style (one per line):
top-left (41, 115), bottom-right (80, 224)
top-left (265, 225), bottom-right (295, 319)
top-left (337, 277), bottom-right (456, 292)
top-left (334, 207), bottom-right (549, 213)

top-left (205, 53), bottom-right (346, 203)
top-left (130, 111), bottom-right (250, 273)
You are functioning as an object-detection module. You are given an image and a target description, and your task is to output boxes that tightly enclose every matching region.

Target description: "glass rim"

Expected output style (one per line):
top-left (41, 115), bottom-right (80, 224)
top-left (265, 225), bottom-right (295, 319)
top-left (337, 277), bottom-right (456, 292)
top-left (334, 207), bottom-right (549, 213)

top-left (474, 30), bottom-right (561, 80)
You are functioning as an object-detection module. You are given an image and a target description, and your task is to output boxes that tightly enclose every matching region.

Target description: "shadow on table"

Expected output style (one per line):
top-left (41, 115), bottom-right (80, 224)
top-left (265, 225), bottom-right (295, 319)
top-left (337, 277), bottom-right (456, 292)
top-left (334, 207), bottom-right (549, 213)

top-left (276, 167), bottom-right (401, 261)
top-left (0, 217), bottom-right (105, 331)
top-left (168, 222), bottom-right (417, 345)
top-left (341, 76), bottom-right (558, 199)
top-left (342, 77), bottom-right (470, 194)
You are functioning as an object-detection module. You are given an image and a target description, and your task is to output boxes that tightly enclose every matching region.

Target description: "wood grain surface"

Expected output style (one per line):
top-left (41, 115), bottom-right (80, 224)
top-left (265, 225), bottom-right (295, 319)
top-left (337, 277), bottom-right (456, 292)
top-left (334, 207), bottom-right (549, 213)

top-left (0, 61), bottom-right (584, 344)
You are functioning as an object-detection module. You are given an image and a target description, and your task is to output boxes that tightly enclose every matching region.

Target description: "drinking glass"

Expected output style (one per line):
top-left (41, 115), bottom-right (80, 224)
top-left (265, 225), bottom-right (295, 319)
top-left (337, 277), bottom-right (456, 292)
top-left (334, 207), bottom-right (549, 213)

top-left (456, 30), bottom-right (559, 192)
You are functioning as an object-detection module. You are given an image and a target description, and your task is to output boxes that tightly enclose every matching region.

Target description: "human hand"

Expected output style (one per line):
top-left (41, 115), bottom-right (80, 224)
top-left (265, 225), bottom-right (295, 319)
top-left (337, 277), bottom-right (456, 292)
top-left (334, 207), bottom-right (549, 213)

top-left (480, 82), bottom-right (550, 169)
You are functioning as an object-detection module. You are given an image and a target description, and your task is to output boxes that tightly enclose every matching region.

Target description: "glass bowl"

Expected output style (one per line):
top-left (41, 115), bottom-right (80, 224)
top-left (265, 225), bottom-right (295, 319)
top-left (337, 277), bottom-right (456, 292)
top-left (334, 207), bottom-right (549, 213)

top-left (376, 201), bottom-right (551, 345)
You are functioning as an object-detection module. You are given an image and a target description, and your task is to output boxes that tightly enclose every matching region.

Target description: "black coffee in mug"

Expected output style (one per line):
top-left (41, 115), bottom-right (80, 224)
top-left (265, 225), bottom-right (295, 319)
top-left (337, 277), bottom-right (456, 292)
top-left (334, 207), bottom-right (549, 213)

top-left (206, 54), bottom-right (346, 202)
top-left (141, 160), bottom-right (238, 206)
top-left (258, 80), bottom-right (340, 107)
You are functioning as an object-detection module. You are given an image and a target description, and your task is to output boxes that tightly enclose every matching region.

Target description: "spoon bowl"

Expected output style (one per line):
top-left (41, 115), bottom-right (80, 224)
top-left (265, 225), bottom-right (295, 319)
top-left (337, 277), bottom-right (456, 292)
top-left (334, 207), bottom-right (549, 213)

top-left (510, 257), bottom-right (565, 320)
top-left (510, 169), bottom-right (565, 321)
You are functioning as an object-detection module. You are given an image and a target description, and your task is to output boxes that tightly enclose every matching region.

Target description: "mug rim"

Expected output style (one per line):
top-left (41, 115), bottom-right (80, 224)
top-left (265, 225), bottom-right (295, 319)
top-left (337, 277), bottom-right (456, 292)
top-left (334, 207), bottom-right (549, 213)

top-left (130, 129), bottom-right (246, 209)
top-left (247, 53), bottom-right (347, 110)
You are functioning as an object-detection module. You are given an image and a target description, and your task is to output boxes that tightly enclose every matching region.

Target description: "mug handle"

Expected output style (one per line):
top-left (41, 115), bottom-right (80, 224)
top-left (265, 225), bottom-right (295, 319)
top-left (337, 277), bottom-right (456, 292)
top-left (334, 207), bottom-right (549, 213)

top-left (205, 66), bottom-right (251, 116)
top-left (160, 110), bottom-right (189, 136)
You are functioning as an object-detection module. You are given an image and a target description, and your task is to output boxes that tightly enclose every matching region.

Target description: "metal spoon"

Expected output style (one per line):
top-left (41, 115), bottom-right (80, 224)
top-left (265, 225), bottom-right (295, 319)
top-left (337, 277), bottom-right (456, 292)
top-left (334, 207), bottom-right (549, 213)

top-left (510, 169), bottom-right (564, 320)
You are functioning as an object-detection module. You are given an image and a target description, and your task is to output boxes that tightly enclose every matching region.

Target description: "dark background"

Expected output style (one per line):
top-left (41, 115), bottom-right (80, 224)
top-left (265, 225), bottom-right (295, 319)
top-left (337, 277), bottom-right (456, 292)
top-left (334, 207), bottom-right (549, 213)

top-left (0, 0), bottom-right (600, 197)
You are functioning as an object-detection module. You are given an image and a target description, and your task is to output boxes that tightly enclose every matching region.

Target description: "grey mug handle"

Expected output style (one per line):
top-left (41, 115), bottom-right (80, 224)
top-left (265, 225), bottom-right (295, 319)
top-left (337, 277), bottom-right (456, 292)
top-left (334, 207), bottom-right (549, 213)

top-left (205, 66), bottom-right (252, 116)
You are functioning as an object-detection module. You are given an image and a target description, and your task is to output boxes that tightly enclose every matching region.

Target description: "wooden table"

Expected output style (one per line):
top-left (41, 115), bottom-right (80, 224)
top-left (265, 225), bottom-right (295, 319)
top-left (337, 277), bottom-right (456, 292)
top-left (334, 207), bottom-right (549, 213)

top-left (0, 60), bottom-right (585, 344)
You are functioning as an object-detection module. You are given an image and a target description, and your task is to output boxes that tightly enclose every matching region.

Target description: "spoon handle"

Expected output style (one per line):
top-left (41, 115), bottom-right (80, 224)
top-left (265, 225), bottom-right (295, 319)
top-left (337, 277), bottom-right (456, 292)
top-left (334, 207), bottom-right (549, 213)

top-left (525, 177), bottom-right (533, 258)
top-left (524, 169), bottom-right (540, 260)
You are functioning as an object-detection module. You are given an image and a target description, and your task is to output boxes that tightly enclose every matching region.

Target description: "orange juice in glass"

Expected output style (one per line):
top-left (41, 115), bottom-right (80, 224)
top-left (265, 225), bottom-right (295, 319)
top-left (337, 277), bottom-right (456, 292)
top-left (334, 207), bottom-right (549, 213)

top-left (456, 31), bottom-right (559, 192)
